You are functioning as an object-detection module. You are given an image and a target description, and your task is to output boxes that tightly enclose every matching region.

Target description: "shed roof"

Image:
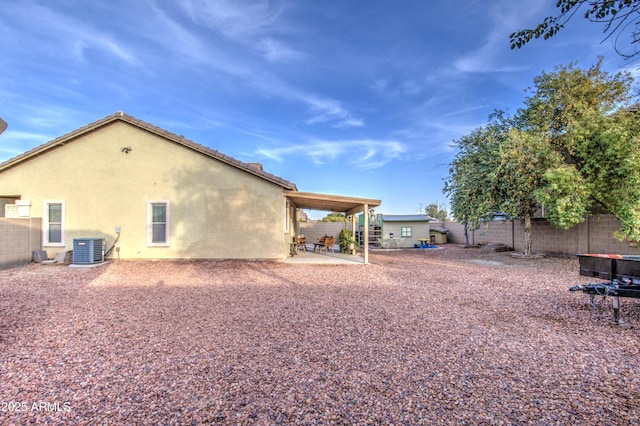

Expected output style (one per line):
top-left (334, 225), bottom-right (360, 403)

top-left (381, 214), bottom-right (433, 222)
top-left (0, 111), bottom-right (298, 191)
top-left (431, 227), bottom-right (450, 233)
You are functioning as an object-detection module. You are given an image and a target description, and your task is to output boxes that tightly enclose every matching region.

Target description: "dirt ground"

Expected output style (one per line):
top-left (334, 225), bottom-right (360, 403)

top-left (1, 246), bottom-right (639, 425)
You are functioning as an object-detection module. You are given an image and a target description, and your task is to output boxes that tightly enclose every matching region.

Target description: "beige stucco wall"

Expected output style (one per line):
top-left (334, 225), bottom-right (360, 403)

top-left (0, 121), bottom-right (290, 260)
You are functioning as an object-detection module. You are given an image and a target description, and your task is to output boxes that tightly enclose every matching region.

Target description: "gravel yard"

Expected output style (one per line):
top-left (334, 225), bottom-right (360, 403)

top-left (1, 246), bottom-right (639, 425)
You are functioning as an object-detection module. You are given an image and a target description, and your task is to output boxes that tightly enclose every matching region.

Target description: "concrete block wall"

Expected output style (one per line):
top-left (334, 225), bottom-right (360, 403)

top-left (586, 215), bottom-right (639, 254)
top-left (298, 221), bottom-right (350, 245)
top-left (526, 219), bottom-right (589, 255)
top-left (0, 218), bottom-right (42, 268)
top-left (444, 220), bottom-right (514, 247)
top-left (476, 221), bottom-right (514, 247)
top-left (444, 214), bottom-right (640, 256)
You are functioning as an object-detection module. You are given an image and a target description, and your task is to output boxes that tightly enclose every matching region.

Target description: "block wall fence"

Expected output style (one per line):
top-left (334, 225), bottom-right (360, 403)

top-left (441, 214), bottom-right (640, 256)
top-left (0, 218), bottom-right (41, 268)
top-left (298, 221), bottom-right (350, 245)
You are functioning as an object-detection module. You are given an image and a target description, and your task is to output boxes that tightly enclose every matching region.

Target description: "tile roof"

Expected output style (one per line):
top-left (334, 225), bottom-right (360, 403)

top-left (0, 111), bottom-right (298, 190)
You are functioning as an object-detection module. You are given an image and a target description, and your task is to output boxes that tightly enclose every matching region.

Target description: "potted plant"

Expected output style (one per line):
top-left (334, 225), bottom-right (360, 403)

top-left (339, 229), bottom-right (360, 254)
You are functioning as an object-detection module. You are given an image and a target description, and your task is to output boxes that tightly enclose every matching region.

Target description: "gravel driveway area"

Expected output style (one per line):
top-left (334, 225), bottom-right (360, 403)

top-left (1, 246), bottom-right (639, 425)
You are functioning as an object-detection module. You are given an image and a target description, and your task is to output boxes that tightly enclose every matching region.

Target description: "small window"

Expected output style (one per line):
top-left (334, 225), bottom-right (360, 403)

top-left (44, 201), bottom-right (65, 246)
top-left (147, 201), bottom-right (170, 246)
top-left (401, 226), bottom-right (412, 237)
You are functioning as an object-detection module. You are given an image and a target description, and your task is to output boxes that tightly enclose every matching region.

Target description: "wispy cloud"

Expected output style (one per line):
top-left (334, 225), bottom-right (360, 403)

top-left (257, 38), bottom-right (304, 62)
top-left (144, 1), bottom-right (357, 128)
top-left (79, 35), bottom-right (140, 66)
top-left (0, 102), bottom-right (97, 162)
top-left (0, 130), bottom-right (53, 161)
top-left (453, 1), bottom-right (545, 73)
top-left (402, 80), bottom-right (423, 96)
top-left (0, 130), bottom-right (51, 143)
top-left (369, 76), bottom-right (424, 98)
top-left (255, 139), bottom-right (404, 170)
top-left (303, 96), bottom-right (364, 128)
top-left (4, 2), bottom-right (141, 67)
top-left (143, 2), bottom-right (249, 76)
top-left (176, 0), bottom-right (303, 64)
top-left (178, 0), bottom-right (287, 39)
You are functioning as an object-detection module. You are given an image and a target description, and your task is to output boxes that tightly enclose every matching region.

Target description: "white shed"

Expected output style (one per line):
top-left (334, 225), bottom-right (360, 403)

top-left (378, 214), bottom-right (432, 248)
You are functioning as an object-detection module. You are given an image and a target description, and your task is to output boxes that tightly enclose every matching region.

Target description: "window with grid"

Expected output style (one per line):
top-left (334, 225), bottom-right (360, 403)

top-left (147, 201), bottom-right (170, 246)
top-left (44, 201), bottom-right (65, 246)
top-left (401, 226), bottom-right (412, 237)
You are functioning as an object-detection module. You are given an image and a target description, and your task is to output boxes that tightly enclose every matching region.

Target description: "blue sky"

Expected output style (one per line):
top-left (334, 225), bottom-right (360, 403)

top-left (1, 1), bottom-right (637, 218)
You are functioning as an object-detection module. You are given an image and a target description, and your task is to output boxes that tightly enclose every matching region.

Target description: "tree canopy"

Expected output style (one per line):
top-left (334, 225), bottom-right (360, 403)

top-left (425, 203), bottom-right (449, 222)
top-left (444, 114), bottom-right (508, 246)
top-left (511, 1), bottom-right (640, 59)
top-left (492, 129), bottom-right (562, 254)
top-left (321, 212), bottom-right (346, 222)
top-left (445, 61), bottom-right (640, 255)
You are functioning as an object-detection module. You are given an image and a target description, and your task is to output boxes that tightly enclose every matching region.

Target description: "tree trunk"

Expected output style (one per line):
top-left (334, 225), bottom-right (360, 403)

top-left (524, 213), bottom-right (532, 256)
top-left (463, 220), bottom-right (469, 246)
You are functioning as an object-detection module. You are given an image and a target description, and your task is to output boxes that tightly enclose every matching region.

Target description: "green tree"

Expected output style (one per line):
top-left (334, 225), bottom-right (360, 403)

top-left (445, 61), bottom-right (640, 253)
top-left (521, 60), bottom-right (640, 243)
top-left (534, 164), bottom-right (591, 230)
top-left (321, 212), bottom-right (346, 222)
top-left (519, 59), bottom-right (632, 146)
top-left (425, 203), bottom-right (448, 222)
top-left (444, 116), bottom-right (506, 245)
top-left (511, 1), bottom-right (640, 59)
top-left (492, 130), bottom-right (561, 255)
top-left (574, 110), bottom-right (640, 242)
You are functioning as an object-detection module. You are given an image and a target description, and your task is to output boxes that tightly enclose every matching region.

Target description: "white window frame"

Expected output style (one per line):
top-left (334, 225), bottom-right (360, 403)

top-left (284, 198), bottom-right (290, 233)
top-left (147, 200), bottom-right (170, 246)
top-left (43, 200), bottom-right (65, 247)
top-left (401, 226), bottom-right (412, 237)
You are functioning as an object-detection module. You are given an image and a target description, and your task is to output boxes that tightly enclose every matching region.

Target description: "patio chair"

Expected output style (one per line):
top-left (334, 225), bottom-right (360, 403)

top-left (295, 236), bottom-right (307, 252)
top-left (314, 235), bottom-right (335, 254)
top-left (324, 236), bottom-right (335, 254)
top-left (376, 237), bottom-right (389, 249)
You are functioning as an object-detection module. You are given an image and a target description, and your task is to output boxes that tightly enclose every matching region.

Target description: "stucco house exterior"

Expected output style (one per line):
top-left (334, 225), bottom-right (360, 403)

top-left (0, 112), bottom-right (380, 262)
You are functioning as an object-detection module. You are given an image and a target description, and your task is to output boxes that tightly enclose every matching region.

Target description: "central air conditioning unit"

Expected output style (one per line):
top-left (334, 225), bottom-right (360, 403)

top-left (73, 238), bottom-right (105, 264)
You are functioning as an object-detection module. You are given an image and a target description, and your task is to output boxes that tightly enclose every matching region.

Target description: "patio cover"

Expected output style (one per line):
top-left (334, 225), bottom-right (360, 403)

top-left (285, 191), bottom-right (381, 264)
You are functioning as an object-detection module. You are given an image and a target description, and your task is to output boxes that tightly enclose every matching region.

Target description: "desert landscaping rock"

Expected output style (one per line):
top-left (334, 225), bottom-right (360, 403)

top-left (1, 246), bottom-right (639, 424)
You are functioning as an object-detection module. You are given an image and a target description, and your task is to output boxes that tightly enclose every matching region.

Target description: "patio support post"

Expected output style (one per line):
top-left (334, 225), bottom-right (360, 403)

top-left (363, 203), bottom-right (369, 264)
top-left (351, 213), bottom-right (356, 254)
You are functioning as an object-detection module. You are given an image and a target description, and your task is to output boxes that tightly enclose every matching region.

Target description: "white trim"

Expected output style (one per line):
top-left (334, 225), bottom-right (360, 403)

top-left (284, 198), bottom-right (290, 233)
top-left (147, 200), bottom-right (170, 246)
top-left (43, 200), bottom-right (65, 247)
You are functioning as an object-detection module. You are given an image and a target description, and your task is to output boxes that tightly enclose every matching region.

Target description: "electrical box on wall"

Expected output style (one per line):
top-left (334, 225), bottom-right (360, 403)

top-left (15, 200), bottom-right (31, 217)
